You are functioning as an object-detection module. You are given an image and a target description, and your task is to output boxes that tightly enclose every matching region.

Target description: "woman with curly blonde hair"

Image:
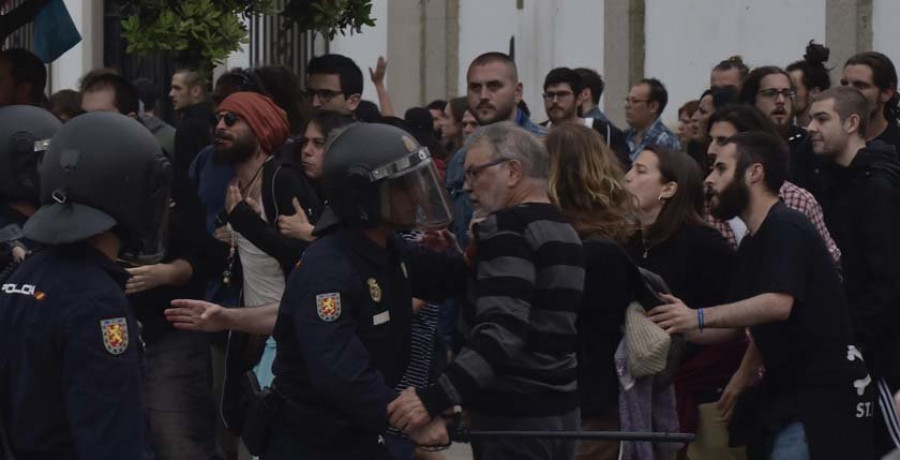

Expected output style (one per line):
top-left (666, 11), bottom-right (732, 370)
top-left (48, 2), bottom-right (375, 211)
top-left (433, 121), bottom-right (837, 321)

top-left (545, 123), bottom-right (639, 460)
top-left (547, 123), bottom-right (636, 243)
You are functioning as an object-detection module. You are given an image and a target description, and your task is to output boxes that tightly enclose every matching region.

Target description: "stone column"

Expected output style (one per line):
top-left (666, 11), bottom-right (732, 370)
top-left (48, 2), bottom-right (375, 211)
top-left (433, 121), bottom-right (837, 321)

top-left (603, 0), bottom-right (644, 128)
top-left (826, 0), bottom-right (873, 85)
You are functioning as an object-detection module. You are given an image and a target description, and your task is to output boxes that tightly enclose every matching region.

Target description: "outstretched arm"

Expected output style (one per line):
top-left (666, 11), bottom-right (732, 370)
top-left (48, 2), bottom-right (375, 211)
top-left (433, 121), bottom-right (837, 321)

top-left (649, 292), bottom-right (793, 334)
top-left (165, 300), bottom-right (279, 335)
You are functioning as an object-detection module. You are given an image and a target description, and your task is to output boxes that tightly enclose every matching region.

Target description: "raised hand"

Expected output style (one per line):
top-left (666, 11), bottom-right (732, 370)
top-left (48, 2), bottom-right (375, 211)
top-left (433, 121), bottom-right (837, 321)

top-left (369, 56), bottom-right (388, 86)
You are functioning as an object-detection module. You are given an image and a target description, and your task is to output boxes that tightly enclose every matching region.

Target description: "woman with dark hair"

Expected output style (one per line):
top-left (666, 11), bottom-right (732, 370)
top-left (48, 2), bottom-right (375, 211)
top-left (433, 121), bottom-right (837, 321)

top-left (624, 145), bottom-right (743, 458)
top-left (624, 145), bottom-right (735, 307)
top-left (255, 65), bottom-right (308, 135)
top-left (687, 87), bottom-right (739, 170)
top-left (275, 111), bottom-right (355, 241)
top-left (547, 123), bottom-right (638, 460)
top-left (787, 40), bottom-right (831, 127)
top-left (442, 96), bottom-right (468, 154)
top-left (677, 99), bottom-right (699, 146)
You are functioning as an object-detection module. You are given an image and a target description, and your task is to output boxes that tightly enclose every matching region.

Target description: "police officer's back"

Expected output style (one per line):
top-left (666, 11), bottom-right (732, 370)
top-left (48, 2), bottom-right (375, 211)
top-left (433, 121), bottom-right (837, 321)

top-left (262, 123), bottom-right (455, 459)
top-left (0, 112), bottom-right (171, 459)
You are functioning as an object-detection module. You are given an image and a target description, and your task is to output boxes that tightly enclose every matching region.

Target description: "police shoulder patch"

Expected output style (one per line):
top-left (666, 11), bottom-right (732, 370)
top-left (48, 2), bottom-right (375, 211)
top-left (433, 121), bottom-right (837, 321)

top-left (316, 292), bottom-right (342, 322)
top-left (100, 317), bottom-right (129, 355)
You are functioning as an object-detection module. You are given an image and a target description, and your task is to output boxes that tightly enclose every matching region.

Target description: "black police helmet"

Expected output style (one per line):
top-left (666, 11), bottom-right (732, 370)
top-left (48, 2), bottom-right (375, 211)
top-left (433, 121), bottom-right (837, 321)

top-left (315, 122), bottom-right (452, 235)
top-left (24, 112), bottom-right (172, 263)
top-left (0, 105), bottom-right (61, 204)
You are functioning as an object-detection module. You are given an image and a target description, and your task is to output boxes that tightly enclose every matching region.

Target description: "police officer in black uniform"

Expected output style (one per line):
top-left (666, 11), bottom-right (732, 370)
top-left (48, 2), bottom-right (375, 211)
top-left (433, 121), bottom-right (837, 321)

top-left (0, 112), bottom-right (171, 459)
top-left (260, 123), bottom-right (463, 459)
top-left (0, 105), bottom-right (60, 277)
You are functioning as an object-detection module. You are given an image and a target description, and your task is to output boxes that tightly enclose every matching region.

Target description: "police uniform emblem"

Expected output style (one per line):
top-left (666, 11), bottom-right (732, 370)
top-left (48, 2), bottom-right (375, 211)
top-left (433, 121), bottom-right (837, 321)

top-left (316, 293), bottom-right (342, 322)
top-left (100, 317), bottom-right (129, 355)
top-left (367, 278), bottom-right (382, 303)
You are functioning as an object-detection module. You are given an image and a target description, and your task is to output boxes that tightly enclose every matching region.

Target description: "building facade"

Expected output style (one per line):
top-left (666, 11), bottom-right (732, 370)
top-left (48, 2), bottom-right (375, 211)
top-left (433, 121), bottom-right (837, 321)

top-left (4, 0), bottom-right (899, 127)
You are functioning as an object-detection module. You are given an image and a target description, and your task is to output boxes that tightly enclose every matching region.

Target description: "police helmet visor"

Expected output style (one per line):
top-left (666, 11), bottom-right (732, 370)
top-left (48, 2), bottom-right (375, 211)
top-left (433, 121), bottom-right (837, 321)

top-left (10, 138), bottom-right (51, 200)
top-left (378, 157), bottom-right (453, 230)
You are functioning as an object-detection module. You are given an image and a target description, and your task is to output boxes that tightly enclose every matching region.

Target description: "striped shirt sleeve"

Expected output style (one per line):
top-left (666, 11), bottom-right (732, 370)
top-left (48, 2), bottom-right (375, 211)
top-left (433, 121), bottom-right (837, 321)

top-left (418, 214), bottom-right (536, 415)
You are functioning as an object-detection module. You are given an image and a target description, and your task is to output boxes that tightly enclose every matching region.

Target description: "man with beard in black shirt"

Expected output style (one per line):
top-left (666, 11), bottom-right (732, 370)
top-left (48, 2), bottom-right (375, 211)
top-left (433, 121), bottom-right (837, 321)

top-left (808, 86), bottom-right (900, 457)
top-left (650, 131), bottom-right (873, 459)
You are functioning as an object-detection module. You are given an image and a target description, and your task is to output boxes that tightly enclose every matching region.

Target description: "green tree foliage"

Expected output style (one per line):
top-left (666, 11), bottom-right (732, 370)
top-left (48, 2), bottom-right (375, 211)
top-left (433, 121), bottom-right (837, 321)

top-left (116, 0), bottom-right (375, 71)
top-left (283, 0), bottom-right (375, 39)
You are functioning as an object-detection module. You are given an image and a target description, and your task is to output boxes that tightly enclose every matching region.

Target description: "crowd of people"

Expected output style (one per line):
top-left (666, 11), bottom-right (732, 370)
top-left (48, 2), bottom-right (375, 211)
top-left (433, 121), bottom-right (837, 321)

top-left (1, 37), bottom-right (900, 460)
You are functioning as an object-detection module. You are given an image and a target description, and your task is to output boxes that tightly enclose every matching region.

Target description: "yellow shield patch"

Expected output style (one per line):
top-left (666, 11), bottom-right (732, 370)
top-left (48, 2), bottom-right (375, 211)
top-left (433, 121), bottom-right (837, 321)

top-left (100, 317), bottom-right (129, 355)
top-left (316, 293), bottom-right (342, 322)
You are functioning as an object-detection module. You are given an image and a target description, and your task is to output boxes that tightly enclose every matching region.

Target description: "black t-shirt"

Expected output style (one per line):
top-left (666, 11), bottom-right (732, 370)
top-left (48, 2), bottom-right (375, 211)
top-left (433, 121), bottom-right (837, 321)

top-left (628, 222), bottom-right (736, 311)
top-left (734, 202), bottom-right (853, 387)
top-left (729, 202), bottom-right (874, 458)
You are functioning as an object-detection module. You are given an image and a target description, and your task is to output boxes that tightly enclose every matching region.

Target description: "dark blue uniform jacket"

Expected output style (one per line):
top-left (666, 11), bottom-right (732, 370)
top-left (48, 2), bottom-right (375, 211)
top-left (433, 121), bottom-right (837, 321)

top-left (271, 228), bottom-right (465, 435)
top-left (0, 244), bottom-right (151, 459)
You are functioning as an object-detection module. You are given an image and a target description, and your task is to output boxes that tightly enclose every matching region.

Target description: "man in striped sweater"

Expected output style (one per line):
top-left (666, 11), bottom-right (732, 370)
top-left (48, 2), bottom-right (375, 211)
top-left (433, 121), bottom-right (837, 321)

top-left (389, 122), bottom-right (586, 459)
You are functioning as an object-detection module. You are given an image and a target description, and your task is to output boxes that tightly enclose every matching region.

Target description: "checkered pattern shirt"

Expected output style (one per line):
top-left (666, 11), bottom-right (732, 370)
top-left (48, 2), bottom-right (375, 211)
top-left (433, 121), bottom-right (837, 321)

top-left (709, 181), bottom-right (841, 264)
top-left (626, 118), bottom-right (682, 159)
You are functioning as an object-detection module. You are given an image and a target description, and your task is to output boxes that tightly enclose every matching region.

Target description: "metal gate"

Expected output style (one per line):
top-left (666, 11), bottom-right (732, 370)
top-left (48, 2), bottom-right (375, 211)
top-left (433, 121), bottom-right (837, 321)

top-left (247, 0), bottom-right (317, 84)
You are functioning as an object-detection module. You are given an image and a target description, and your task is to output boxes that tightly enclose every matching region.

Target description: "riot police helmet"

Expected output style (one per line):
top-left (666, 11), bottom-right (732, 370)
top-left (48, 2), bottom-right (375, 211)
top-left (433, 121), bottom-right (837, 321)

top-left (23, 112), bottom-right (172, 263)
top-left (0, 105), bottom-right (61, 204)
top-left (314, 122), bottom-right (452, 235)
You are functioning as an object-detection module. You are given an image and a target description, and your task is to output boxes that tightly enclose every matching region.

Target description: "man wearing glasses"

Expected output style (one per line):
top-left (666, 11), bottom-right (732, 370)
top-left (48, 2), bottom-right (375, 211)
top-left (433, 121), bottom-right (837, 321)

top-left (624, 78), bottom-right (681, 159)
top-left (738, 66), bottom-right (820, 194)
top-left (305, 54), bottom-right (363, 115)
top-left (388, 122), bottom-right (585, 460)
top-left (541, 66), bottom-right (630, 168)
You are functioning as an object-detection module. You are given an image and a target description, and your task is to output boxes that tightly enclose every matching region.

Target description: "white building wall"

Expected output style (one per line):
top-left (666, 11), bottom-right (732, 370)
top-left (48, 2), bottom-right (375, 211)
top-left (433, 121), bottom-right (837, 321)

top-left (645, 0), bottom-right (826, 125)
top-left (873, 0), bottom-right (900, 73)
top-left (221, 16), bottom-right (251, 74)
top-left (51, 0), bottom-right (97, 92)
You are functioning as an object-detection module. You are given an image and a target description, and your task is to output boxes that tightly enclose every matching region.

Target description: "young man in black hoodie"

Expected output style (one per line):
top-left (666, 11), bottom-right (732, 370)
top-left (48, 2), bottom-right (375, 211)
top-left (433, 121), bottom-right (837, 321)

top-left (808, 85), bottom-right (900, 457)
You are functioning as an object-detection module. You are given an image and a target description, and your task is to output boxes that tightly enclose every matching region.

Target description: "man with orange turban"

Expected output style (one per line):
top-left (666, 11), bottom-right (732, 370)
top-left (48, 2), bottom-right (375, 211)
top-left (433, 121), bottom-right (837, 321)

top-left (215, 91), bottom-right (290, 158)
top-left (212, 91), bottom-right (324, 426)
